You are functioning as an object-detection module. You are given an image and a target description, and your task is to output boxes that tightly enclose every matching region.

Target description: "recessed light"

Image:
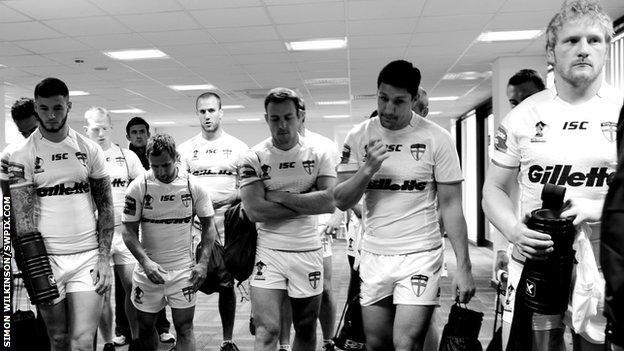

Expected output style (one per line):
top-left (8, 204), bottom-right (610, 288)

top-left (316, 100), bottom-right (350, 106)
top-left (69, 90), bottom-right (90, 96)
top-left (237, 118), bottom-right (261, 122)
top-left (222, 105), bottom-right (245, 110)
top-left (477, 30), bottom-right (543, 42)
top-left (110, 108), bottom-right (145, 114)
top-left (323, 115), bottom-right (350, 119)
top-left (429, 96), bottom-right (459, 101)
top-left (428, 111), bottom-right (442, 115)
top-left (443, 71), bottom-right (492, 80)
top-left (286, 38), bottom-right (347, 51)
top-left (103, 49), bottom-right (168, 61)
top-left (152, 121), bottom-right (175, 125)
top-left (169, 84), bottom-right (215, 91)
top-left (0, 64), bottom-right (7, 68)
top-left (304, 78), bottom-right (349, 86)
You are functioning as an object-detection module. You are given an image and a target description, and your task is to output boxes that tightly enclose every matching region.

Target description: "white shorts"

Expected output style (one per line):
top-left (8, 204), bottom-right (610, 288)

top-left (359, 247), bottom-right (443, 307)
top-left (250, 246), bottom-right (323, 298)
top-left (131, 266), bottom-right (196, 313)
top-left (48, 249), bottom-right (99, 304)
top-left (110, 228), bottom-right (136, 266)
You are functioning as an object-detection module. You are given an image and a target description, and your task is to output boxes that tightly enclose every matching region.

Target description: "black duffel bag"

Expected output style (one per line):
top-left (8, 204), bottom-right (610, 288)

top-left (195, 240), bottom-right (233, 295)
top-left (223, 200), bottom-right (258, 282)
top-left (439, 303), bottom-right (484, 351)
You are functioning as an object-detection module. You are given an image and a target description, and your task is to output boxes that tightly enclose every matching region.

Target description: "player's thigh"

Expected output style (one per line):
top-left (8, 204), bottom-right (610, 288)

top-left (290, 294), bottom-right (322, 327)
top-left (393, 304), bottom-right (435, 345)
top-left (322, 255), bottom-right (332, 290)
top-left (38, 299), bottom-right (69, 337)
top-left (171, 306), bottom-right (196, 331)
top-left (251, 286), bottom-right (287, 329)
top-left (115, 263), bottom-right (135, 293)
top-left (361, 296), bottom-right (395, 344)
top-left (67, 290), bottom-right (104, 338)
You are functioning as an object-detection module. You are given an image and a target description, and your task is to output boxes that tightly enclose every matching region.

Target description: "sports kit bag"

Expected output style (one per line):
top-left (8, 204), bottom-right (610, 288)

top-left (223, 199), bottom-right (258, 282)
top-left (439, 303), bottom-right (484, 351)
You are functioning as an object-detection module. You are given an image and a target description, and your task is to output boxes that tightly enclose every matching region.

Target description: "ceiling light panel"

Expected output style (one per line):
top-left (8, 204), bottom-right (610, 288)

top-left (285, 38), bottom-right (347, 51)
top-left (477, 30), bottom-right (543, 42)
top-left (104, 49), bottom-right (169, 60)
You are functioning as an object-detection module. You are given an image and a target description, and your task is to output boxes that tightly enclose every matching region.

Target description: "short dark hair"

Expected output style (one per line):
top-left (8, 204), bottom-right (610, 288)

top-left (264, 88), bottom-right (304, 113)
top-left (34, 77), bottom-right (69, 99)
top-left (377, 60), bottom-right (421, 97)
top-left (195, 92), bottom-right (222, 110)
top-left (507, 69), bottom-right (546, 91)
top-left (146, 133), bottom-right (177, 160)
top-left (11, 98), bottom-right (36, 122)
top-left (126, 116), bottom-right (150, 135)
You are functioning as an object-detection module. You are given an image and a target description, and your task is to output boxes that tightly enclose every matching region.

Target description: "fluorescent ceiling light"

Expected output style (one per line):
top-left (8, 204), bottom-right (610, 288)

top-left (323, 115), bottom-right (350, 119)
top-left (69, 90), bottom-right (90, 96)
top-left (0, 64), bottom-right (6, 68)
top-left (152, 121), bottom-right (175, 125)
top-left (477, 30), bottom-right (543, 42)
top-left (305, 78), bottom-right (349, 86)
top-left (237, 118), bottom-right (261, 122)
top-left (316, 100), bottom-right (350, 106)
top-left (443, 71), bottom-right (492, 80)
top-left (169, 84), bottom-right (215, 91)
top-left (428, 111), bottom-right (442, 115)
top-left (104, 49), bottom-right (168, 60)
top-left (286, 38), bottom-right (347, 51)
top-left (222, 105), bottom-right (245, 110)
top-left (110, 108), bottom-right (145, 114)
top-left (429, 96), bottom-right (459, 101)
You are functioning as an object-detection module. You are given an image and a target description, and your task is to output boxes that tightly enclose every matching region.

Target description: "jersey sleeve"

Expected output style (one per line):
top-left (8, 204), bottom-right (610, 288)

top-left (125, 150), bottom-right (145, 180)
top-left (491, 111), bottom-right (521, 168)
top-left (317, 147), bottom-right (338, 178)
top-left (238, 150), bottom-right (261, 188)
top-left (8, 145), bottom-right (33, 188)
top-left (177, 141), bottom-right (192, 172)
top-left (122, 177), bottom-right (143, 222)
top-left (337, 128), bottom-right (361, 174)
top-left (89, 144), bottom-right (109, 179)
top-left (190, 176), bottom-right (215, 218)
top-left (433, 129), bottom-right (463, 183)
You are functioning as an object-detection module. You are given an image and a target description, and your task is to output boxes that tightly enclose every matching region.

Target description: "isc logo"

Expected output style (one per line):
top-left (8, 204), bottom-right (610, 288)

top-left (279, 162), bottom-right (295, 169)
top-left (51, 153), bottom-right (69, 161)
top-left (160, 195), bottom-right (175, 201)
top-left (562, 121), bottom-right (588, 130)
top-left (386, 144), bottom-right (403, 152)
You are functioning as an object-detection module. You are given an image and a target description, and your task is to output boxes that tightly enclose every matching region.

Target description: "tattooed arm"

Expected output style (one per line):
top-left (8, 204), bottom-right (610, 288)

top-left (9, 183), bottom-right (37, 236)
top-left (90, 176), bottom-right (114, 294)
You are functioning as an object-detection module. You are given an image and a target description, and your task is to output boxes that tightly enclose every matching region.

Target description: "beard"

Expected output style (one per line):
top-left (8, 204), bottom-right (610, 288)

top-left (37, 112), bottom-right (68, 133)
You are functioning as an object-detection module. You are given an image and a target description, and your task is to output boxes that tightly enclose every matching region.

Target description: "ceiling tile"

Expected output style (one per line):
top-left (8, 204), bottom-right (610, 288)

top-left (0, 3), bottom-right (32, 22)
top-left (0, 42), bottom-right (33, 56)
top-left (90, 0), bottom-right (183, 14)
top-left (208, 26), bottom-right (279, 43)
top-left (116, 12), bottom-right (201, 32)
top-left (348, 0), bottom-right (426, 20)
top-left (141, 30), bottom-right (215, 46)
top-left (422, 0), bottom-right (503, 16)
top-left (75, 33), bottom-right (152, 50)
top-left (162, 43), bottom-right (227, 58)
top-left (268, 2), bottom-right (344, 24)
top-left (43, 17), bottom-right (131, 36)
top-left (222, 41), bottom-right (286, 55)
top-left (1, 54), bottom-right (62, 68)
top-left (349, 34), bottom-right (412, 49)
top-left (190, 7), bottom-right (271, 28)
top-left (486, 11), bottom-right (553, 31)
top-left (0, 21), bottom-right (64, 41)
top-left (415, 15), bottom-right (492, 33)
top-left (16, 37), bottom-right (92, 54)
top-left (4, 0), bottom-right (106, 19)
top-left (176, 0), bottom-right (261, 10)
top-left (276, 22), bottom-right (345, 40)
top-left (348, 19), bottom-right (415, 36)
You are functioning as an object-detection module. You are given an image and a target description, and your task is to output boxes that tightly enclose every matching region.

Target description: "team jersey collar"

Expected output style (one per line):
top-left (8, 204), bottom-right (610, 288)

top-left (551, 82), bottom-right (613, 103)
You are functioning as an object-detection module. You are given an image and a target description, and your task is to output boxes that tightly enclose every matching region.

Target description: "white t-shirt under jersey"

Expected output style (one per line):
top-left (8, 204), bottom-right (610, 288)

top-left (122, 169), bottom-right (214, 270)
top-left (104, 144), bottom-right (144, 226)
top-left (338, 113), bottom-right (463, 255)
top-left (491, 85), bottom-right (621, 261)
top-left (239, 137), bottom-right (337, 251)
top-left (8, 128), bottom-right (108, 255)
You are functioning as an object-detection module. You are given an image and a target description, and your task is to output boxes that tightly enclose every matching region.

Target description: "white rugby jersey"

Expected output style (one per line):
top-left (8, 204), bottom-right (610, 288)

top-left (239, 137), bottom-right (337, 251)
top-left (178, 132), bottom-right (248, 219)
top-left (492, 85), bottom-right (621, 257)
top-left (123, 169), bottom-right (214, 270)
top-left (1, 141), bottom-right (25, 182)
top-left (104, 144), bottom-right (144, 226)
top-left (338, 113), bottom-right (463, 255)
top-left (8, 128), bottom-right (108, 255)
top-left (303, 129), bottom-right (341, 225)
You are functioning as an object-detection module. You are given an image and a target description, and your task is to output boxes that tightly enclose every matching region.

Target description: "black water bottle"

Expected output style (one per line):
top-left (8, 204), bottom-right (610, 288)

top-left (523, 183), bottom-right (576, 315)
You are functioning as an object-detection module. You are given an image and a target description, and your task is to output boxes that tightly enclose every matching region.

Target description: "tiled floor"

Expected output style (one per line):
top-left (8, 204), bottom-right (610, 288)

top-left (101, 239), bottom-right (500, 351)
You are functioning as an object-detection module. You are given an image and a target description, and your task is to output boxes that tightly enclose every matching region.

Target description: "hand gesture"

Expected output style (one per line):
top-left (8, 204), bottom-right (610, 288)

top-left (91, 256), bottom-right (112, 295)
top-left (364, 139), bottom-right (390, 175)
top-left (142, 259), bottom-right (166, 284)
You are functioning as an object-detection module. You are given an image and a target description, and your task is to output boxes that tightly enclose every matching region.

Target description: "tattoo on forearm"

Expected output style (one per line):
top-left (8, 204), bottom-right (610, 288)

top-left (11, 185), bottom-right (37, 235)
top-left (90, 177), bottom-right (114, 256)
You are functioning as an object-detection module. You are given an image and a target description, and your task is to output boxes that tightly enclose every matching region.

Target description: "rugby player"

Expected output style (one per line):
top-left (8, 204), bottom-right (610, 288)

top-left (483, 1), bottom-right (620, 349)
top-left (335, 60), bottom-right (476, 351)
